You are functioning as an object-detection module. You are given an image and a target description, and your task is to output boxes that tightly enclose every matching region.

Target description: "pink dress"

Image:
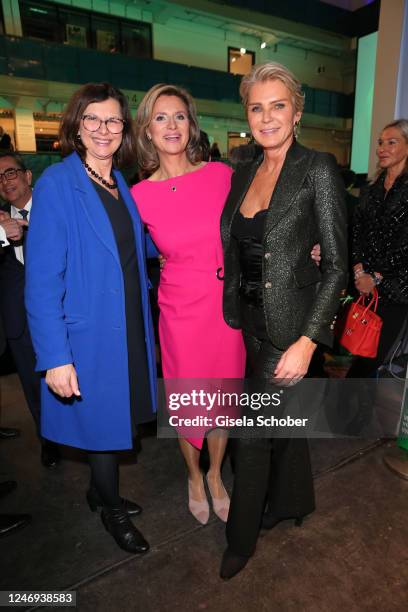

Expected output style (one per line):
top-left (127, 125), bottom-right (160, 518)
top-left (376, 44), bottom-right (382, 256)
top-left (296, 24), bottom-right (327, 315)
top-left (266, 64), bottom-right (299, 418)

top-left (131, 162), bottom-right (246, 448)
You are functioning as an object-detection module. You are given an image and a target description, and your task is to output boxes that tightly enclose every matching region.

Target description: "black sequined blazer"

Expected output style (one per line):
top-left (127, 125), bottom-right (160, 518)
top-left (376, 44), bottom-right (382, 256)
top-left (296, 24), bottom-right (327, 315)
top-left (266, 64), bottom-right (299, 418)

top-left (352, 171), bottom-right (408, 304)
top-left (221, 140), bottom-right (348, 349)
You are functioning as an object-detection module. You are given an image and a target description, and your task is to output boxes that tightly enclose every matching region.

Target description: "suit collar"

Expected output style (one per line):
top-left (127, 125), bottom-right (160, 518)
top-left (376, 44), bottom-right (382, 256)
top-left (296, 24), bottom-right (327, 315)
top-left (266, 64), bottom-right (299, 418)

top-left (223, 140), bottom-right (313, 238)
top-left (222, 150), bottom-right (263, 233)
top-left (263, 140), bottom-right (315, 237)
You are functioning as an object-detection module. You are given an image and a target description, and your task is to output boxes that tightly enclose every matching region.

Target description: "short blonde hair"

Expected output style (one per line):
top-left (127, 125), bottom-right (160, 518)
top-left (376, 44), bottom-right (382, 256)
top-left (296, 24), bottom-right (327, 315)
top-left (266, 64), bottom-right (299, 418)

top-left (135, 83), bottom-right (202, 178)
top-left (373, 118), bottom-right (408, 180)
top-left (240, 62), bottom-right (305, 114)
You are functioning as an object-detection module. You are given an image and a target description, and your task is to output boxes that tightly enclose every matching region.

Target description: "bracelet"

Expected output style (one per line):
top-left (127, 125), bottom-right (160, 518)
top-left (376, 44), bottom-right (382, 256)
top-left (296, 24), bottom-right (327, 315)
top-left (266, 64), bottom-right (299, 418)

top-left (371, 274), bottom-right (382, 286)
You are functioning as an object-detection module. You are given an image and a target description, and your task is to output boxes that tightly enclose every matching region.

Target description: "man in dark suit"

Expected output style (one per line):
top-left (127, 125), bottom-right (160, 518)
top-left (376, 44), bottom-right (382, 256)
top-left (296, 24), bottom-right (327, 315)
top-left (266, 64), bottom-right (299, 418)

top-left (0, 152), bottom-right (60, 467)
top-left (0, 282), bottom-right (31, 535)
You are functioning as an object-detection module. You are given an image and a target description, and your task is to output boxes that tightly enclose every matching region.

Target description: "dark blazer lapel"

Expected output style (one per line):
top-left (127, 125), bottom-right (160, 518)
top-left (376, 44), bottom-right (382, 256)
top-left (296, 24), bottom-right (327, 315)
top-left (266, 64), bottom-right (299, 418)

top-left (222, 154), bottom-right (262, 242)
top-left (0, 203), bottom-right (11, 215)
top-left (64, 153), bottom-right (120, 265)
top-left (264, 141), bottom-right (315, 238)
top-left (0, 203), bottom-right (20, 262)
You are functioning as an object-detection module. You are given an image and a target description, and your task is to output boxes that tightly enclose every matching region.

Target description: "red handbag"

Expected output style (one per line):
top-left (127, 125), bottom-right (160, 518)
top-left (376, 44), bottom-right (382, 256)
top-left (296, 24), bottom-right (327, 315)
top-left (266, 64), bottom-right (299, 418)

top-left (336, 289), bottom-right (383, 358)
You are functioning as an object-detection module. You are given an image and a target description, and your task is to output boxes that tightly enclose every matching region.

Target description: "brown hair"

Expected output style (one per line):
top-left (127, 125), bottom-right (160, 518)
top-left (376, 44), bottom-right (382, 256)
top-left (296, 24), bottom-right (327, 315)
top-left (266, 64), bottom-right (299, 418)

top-left (59, 82), bottom-right (136, 168)
top-left (240, 62), bottom-right (305, 114)
top-left (134, 83), bottom-right (202, 178)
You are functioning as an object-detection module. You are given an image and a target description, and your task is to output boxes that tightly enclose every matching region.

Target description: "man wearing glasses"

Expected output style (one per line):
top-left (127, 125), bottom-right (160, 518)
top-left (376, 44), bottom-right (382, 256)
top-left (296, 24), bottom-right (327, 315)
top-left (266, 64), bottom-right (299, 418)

top-left (0, 153), bottom-right (60, 467)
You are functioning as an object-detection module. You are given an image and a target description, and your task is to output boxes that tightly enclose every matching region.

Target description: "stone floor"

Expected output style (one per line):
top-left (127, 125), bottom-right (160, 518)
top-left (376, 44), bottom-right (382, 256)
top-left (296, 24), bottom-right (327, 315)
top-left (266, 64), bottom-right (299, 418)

top-left (0, 373), bottom-right (407, 612)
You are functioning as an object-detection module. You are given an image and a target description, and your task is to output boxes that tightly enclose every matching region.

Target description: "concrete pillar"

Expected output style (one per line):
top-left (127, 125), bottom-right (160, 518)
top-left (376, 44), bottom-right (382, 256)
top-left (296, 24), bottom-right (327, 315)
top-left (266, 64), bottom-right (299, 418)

top-left (369, 0), bottom-right (406, 175)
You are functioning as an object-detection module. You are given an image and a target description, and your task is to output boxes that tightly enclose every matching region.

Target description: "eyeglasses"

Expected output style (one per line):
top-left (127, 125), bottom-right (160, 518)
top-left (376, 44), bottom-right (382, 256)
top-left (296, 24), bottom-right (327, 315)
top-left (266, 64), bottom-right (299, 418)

top-left (82, 114), bottom-right (126, 134)
top-left (0, 168), bottom-right (24, 182)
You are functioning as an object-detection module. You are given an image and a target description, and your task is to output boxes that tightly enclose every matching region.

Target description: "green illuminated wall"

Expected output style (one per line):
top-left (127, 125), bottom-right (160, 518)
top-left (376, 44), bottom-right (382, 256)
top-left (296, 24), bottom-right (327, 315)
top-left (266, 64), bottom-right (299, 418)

top-left (350, 32), bottom-right (378, 174)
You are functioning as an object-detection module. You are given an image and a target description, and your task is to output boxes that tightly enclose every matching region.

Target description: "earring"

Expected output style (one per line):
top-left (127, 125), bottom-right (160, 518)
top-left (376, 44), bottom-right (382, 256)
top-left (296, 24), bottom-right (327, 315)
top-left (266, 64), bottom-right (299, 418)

top-left (294, 121), bottom-right (300, 138)
top-left (146, 133), bottom-right (152, 141)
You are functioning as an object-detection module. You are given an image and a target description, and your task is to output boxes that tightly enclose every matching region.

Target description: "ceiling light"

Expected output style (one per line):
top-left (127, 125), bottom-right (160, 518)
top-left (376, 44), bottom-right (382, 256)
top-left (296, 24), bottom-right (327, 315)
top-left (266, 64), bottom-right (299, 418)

top-left (240, 132), bottom-right (246, 138)
top-left (261, 42), bottom-right (266, 49)
top-left (240, 48), bottom-right (246, 54)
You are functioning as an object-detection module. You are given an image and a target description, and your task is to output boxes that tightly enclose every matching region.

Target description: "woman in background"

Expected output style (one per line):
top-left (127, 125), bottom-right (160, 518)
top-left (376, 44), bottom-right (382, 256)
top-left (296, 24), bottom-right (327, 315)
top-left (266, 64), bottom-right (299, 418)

top-left (348, 118), bottom-right (408, 377)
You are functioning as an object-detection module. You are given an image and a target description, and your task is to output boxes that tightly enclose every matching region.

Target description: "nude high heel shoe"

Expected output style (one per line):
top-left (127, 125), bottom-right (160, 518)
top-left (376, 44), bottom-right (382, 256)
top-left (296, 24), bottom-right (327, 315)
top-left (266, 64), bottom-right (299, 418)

top-left (206, 474), bottom-right (230, 522)
top-left (188, 478), bottom-right (209, 525)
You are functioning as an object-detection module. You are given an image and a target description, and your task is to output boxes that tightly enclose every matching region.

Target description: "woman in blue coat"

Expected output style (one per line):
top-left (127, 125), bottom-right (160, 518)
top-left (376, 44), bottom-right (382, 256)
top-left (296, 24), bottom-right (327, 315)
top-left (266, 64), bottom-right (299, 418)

top-left (25, 83), bottom-right (157, 554)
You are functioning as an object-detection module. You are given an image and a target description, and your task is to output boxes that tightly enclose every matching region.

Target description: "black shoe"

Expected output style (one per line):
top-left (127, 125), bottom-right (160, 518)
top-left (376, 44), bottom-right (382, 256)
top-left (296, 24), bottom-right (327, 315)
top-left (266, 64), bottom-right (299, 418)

top-left (101, 508), bottom-right (149, 554)
top-left (0, 427), bottom-right (20, 440)
top-left (41, 442), bottom-right (60, 468)
top-left (0, 480), bottom-right (17, 500)
top-left (0, 513), bottom-right (31, 537)
top-left (261, 513), bottom-right (305, 531)
top-left (86, 489), bottom-right (142, 516)
top-left (220, 548), bottom-right (251, 580)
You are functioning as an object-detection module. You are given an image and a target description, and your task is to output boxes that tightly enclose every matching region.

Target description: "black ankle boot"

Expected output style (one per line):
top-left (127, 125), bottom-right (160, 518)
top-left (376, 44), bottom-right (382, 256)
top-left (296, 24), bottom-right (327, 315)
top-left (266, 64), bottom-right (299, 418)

top-left (220, 548), bottom-right (251, 580)
top-left (101, 508), bottom-right (149, 554)
top-left (87, 488), bottom-right (142, 516)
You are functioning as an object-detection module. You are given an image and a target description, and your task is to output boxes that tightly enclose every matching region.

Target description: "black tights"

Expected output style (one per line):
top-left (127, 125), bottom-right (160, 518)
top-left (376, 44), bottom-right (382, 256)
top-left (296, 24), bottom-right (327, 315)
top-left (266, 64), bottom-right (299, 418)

top-left (88, 452), bottom-right (121, 508)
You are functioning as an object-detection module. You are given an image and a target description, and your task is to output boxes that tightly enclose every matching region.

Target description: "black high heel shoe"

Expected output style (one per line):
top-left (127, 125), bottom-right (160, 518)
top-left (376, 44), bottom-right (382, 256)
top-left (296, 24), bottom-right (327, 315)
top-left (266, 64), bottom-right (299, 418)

top-left (101, 508), bottom-right (149, 554)
top-left (86, 489), bottom-right (142, 516)
top-left (261, 513), bottom-right (305, 531)
top-left (220, 548), bottom-right (251, 580)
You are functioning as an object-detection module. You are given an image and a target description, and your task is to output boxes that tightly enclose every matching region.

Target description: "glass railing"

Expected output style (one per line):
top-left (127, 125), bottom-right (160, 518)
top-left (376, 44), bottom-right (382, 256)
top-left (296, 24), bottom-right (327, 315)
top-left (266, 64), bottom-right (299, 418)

top-left (0, 34), bottom-right (353, 117)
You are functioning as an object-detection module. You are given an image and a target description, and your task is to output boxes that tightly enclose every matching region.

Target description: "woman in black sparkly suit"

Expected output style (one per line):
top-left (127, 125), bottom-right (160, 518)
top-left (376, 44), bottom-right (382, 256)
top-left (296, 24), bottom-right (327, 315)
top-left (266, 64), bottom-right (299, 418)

top-left (219, 62), bottom-right (348, 579)
top-left (348, 118), bottom-right (408, 378)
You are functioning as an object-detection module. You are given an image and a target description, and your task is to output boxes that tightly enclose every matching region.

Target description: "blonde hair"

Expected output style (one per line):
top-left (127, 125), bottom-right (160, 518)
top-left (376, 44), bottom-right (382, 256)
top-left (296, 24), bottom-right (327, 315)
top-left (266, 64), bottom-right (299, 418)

top-left (240, 62), bottom-right (305, 114)
top-left (135, 84), bottom-right (202, 178)
top-left (372, 118), bottom-right (408, 181)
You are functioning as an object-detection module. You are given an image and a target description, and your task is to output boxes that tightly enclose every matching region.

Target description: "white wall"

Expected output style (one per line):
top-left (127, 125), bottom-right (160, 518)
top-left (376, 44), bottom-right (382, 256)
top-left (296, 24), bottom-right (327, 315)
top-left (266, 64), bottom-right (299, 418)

top-left (47, 1), bottom-right (352, 93)
top-left (153, 18), bottom-right (351, 93)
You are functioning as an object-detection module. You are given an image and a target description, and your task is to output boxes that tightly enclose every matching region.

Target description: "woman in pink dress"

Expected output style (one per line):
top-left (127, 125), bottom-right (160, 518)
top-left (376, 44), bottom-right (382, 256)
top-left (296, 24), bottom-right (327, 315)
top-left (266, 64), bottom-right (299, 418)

top-left (131, 84), bottom-right (246, 525)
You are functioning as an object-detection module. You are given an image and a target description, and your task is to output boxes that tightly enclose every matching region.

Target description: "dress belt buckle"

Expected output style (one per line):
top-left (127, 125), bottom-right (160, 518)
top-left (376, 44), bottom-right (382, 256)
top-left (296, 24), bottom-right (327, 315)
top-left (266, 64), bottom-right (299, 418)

top-left (216, 267), bottom-right (224, 280)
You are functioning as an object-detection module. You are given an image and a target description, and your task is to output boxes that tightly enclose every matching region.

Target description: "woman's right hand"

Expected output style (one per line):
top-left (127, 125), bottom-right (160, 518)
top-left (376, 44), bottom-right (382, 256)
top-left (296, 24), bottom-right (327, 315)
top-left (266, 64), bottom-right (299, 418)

top-left (158, 254), bottom-right (166, 271)
top-left (46, 364), bottom-right (81, 398)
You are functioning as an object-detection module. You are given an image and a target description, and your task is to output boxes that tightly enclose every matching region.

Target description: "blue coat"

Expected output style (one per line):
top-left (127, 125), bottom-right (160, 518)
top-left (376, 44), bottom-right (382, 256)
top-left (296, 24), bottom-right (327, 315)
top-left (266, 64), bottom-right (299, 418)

top-left (25, 152), bottom-right (157, 450)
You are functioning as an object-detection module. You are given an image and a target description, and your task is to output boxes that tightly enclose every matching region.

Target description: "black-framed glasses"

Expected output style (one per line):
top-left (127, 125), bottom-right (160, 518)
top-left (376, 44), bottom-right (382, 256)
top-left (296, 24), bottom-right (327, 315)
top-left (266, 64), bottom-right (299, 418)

top-left (0, 168), bottom-right (24, 182)
top-left (82, 114), bottom-right (126, 134)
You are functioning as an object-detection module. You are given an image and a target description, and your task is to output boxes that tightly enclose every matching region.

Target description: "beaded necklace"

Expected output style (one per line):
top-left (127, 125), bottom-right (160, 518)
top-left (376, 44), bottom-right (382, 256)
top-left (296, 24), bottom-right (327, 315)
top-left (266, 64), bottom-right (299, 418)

top-left (84, 161), bottom-right (117, 190)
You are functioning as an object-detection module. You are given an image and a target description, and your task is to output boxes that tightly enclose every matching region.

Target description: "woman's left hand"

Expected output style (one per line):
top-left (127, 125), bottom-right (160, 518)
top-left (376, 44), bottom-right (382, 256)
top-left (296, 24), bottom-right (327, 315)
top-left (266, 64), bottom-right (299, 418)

top-left (274, 336), bottom-right (317, 386)
top-left (355, 272), bottom-right (375, 295)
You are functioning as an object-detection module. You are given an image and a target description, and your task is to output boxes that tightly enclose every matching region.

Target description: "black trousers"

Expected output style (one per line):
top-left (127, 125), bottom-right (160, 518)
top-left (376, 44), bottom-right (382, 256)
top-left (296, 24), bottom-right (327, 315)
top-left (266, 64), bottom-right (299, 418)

top-left (347, 301), bottom-right (407, 378)
top-left (226, 303), bottom-right (315, 557)
top-left (7, 324), bottom-right (41, 437)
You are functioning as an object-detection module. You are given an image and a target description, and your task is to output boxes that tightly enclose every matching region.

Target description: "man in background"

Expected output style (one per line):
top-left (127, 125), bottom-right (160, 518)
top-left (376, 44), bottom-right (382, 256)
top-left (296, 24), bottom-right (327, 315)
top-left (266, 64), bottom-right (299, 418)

top-left (0, 152), bottom-right (60, 467)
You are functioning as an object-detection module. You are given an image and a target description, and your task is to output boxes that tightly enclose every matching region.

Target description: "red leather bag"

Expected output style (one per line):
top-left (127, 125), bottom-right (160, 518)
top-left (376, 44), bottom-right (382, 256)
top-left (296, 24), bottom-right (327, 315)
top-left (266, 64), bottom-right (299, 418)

top-left (336, 289), bottom-right (383, 358)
